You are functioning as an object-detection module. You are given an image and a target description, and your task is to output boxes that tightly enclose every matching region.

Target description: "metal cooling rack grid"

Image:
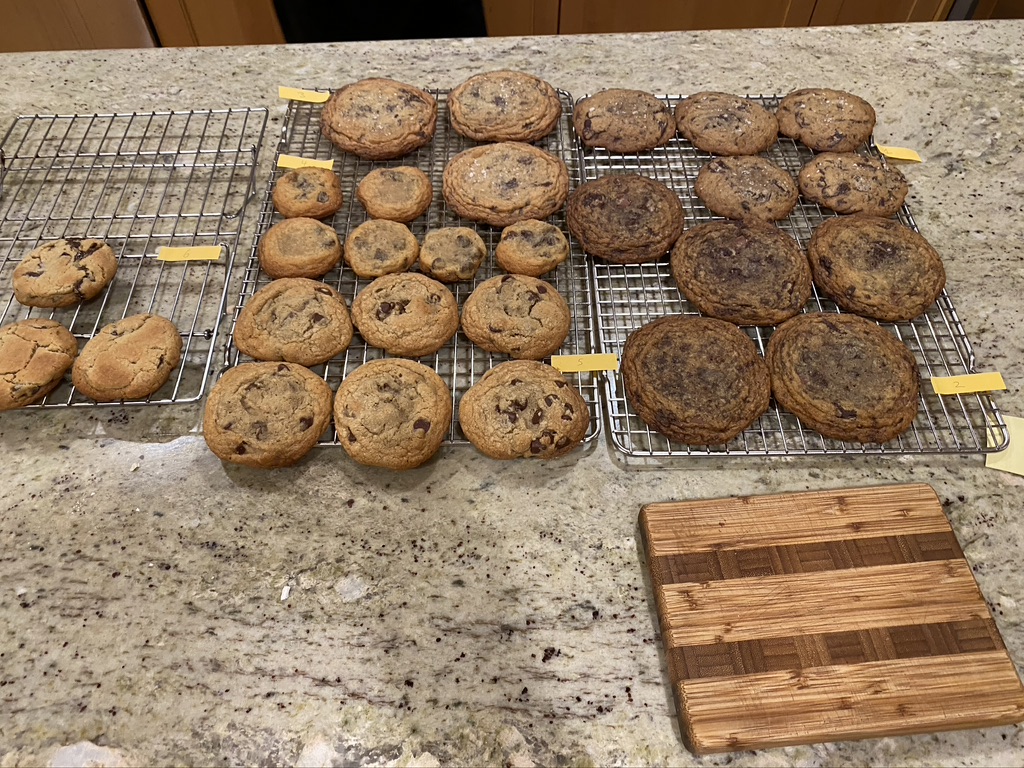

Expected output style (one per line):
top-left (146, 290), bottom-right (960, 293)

top-left (228, 90), bottom-right (601, 446)
top-left (0, 108), bottom-right (268, 406)
top-left (578, 93), bottom-right (1006, 457)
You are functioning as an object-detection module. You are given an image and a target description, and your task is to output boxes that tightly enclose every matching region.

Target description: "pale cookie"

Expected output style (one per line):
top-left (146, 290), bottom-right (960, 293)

top-left (694, 156), bottom-right (799, 222)
top-left (343, 219), bottom-right (420, 279)
top-left (0, 319), bottom-right (77, 410)
top-left (351, 272), bottom-right (459, 358)
top-left (13, 238), bottom-right (117, 308)
top-left (798, 152), bottom-right (908, 217)
top-left (448, 70), bottom-right (561, 143)
top-left (272, 166), bottom-right (343, 219)
top-left (461, 274), bottom-right (570, 360)
top-left (777, 88), bottom-right (876, 153)
top-left (573, 89), bottom-right (675, 153)
top-left (258, 217), bottom-right (342, 279)
top-left (356, 166), bottom-right (433, 222)
top-left (494, 219), bottom-right (569, 277)
top-left (674, 91), bottom-right (779, 156)
top-left (321, 78), bottom-right (437, 160)
top-left (419, 227), bottom-right (487, 283)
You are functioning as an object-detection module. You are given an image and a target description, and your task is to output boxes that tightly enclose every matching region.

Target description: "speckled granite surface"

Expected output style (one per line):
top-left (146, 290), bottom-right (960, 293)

top-left (2, 20), bottom-right (1024, 767)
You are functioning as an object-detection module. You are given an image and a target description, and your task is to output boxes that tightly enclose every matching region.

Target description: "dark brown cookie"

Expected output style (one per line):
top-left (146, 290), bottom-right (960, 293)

top-left (418, 227), bottom-right (487, 283)
top-left (203, 361), bottom-right (332, 469)
top-left (333, 358), bottom-right (452, 470)
top-left (343, 219), bottom-right (420, 279)
top-left (674, 91), bottom-right (779, 156)
top-left (494, 219), bottom-right (569, 277)
top-left (566, 174), bottom-right (684, 264)
top-left (458, 360), bottom-right (588, 460)
top-left (350, 272), bottom-right (459, 358)
top-left (670, 220), bottom-right (812, 326)
top-left (808, 215), bottom-right (945, 322)
top-left (767, 313), bottom-right (920, 443)
top-left (777, 88), bottom-right (876, 153)
top-left (461, 274), bottom-right (570, 360)
top-left (13, 238), bottom-right (117, 308)
top-left (355, 166), bottom-right (433, 222)
top-left (442, 142), bottom-right (569, 228)
top-left (573, 89), bottom-right (675, 153)
top-left (694, 156), bottom-right (799, 222)
top-left (448, 70), bottom-right (561, 143)
top-left (622, 315), bottom-right (770, 445)
top-left (0, 319), bottom-right (77, 410)
top-left (798, 152), bottom-right (908, 217)
top-left (320, 78), bottom-right (437, 160)
top-left (258, 217), bottom-right (342, 279)
top-left (272, 166), bottom-right (343, 219)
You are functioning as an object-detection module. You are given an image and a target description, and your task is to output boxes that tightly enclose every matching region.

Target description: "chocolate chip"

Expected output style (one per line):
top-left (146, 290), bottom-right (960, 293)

top-left (235, 443), bottom-right (247, 455)
top-left (537, 285), bottom-right (547, 294)
top-left (315, 286), bottom-right (333, 295)
top-left (311, 312), bottom-right (326, 324)
top-left (299, 416), bottom-right (314, 430)
top-left (317, 192), bottom-right (330, 204)
top-left (530, 439), bottom-right (543, 454)
top-left (456, 235), bottom-right (471, 248)
top-left (413, 418), bottom-right (431, 433)
top-left (277, 364), bottom-right (289, 372)
top-left (377, 302), bottom-right (394, 320)
top-left (544, 394), bottom-right (555, 406)
top-left (555, 436), bottom-right (571, 448)
top-left (531, 409), bottom-right (543, 425)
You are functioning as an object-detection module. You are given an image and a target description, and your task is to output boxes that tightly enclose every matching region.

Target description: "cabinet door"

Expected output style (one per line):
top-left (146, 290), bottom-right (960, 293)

top-left (145, 0), bottom-right (284, 46)
top-left (809, 0), bottom-right (955, 24)
top-left (484, 0), bottom-right (560, 35)
top-left (0, 0), bottom-right (155, 52)
top-left (558, 0), bottom-right (816, 34)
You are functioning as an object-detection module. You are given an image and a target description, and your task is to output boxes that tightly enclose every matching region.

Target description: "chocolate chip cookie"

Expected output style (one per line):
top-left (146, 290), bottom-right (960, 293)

top-left (258, 217), bottom-right (342, 279)
top-left (13, 238), bottom-right (117, 308)
top-left (0, 319), bottom-right (77, 410)
top-left (494, 219), bottom-right (569, 277)
top-left (333, 358), bottom-right (452, 470)
top-left (343, 219), bottom-right (420, 279)
top-left (573, 89), bottom-right (675, 153)
top-left (674, 91), bottom-right (779, 156)
top-left (808, 215), bottom-right (946, 322)
top-left (203, 361), bottom-right (333, 469)
top-left (777, 88), bottom-right (876, 153)
top-left (233, 278), bottom-right (353, 366)
top-left (419, 227), bottom-right (487, 283)
top-left (458, 360), bottom-right (588, 460)
top-left (272, 166), bottom-right (343, 219)
top-left (566, 174), bottom-right (684, 264)
top-left (766, 312), bottom-right (920, 443)
top-left (622, 315), bottom-right (770, 445)
top-left (442, 142), bottom-right (569, 228)
top-left (461, 274), bottom-right (570, 360)
top-left (670, 220), bottom-right (812, 326)
top-left (71, 313), bottom-right (182, 402)
top-left (351, 272), bottom-right (459, 358)
top-left (321, 78), bottom-right (437, 160)
top-left (694, 156), bottom-right (799, 221)
top-left (448, 70), bottom-right (561, 143)
top-left (798, 152), bottom-right (908, 217)
top-left (355, 166), bottom-right (433, 222)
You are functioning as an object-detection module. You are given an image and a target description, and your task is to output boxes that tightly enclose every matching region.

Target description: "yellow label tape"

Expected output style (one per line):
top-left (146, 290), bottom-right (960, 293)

top-left (986, 415), bottom-right (1021, 476)
top-left (930, 372), bottom-right (1006, 396)
top-left (157, 245), bottom-right (223, 262)
top-left (277, 154), bottom-right (334, 170)
top-left (550, 353), bottom-right (619, 374)
top-left (278, 86), bottom-right (330, 103)
top-left (876, 145), bottom-right (923, 163)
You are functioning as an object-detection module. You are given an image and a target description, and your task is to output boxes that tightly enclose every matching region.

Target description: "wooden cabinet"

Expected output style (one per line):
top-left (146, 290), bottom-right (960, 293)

top-left (483, 0), bottom-right (559, 35)
top-left (0, 0), bottom-right (155, 53)
top-left (557, 0), bottom-right (816, 34)
top-left (809, 0), bottom-right (955, 25)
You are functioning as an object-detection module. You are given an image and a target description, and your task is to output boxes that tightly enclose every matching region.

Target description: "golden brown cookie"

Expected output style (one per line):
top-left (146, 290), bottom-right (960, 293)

top-left (461, 274), bottom-right (570, 360)
top-left (798, 152), bottom-right (908, 217)
top-left (258, 217), bottom-right (342, 279)
top-left (272, 166), bottom-right (343, 219)
top-left (694, 156), bottom-right (799, 222)
top-left (448, 70), bottom-right (561, 143)
top-left (343, 219), bottom-right (420, 279)
top-left (777, 88), bottom-right (876, 153)
top-left (0, 319), bottom-right (77, 410)
top-left (674, 91), bottom-right (779, 156)
top-left (355, 166), bottom-right (433, 222)
top-left (494, 219), bottom-right (569, 277)
top-left (418, 227), bottom-right (487, 283)
top-left (13, 238), bottom-right (117, 308)
top-left (350, 272), bottom-right (459, 358)
top-left (320, 78), bottom-right (437, 160)
top-left (573, 89), bottom-right (675, 153)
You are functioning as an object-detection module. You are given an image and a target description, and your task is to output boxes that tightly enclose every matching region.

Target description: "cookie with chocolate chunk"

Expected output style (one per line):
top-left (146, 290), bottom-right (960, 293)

top-left (343, 219), bottom-right (420, 279)
top-left (777, 88), bottom-right (876, 153)
top-left (448, 70), bottom-right (561, 143)
top-left (13, 238), bottom-right (117, 308)
top-left (356, 166), bottom-right (432, 222)
top-left (272, 166), bottom-right (343, 219)
top-left (461, 274), bottom-right (570, 360)
top-left (694, 156), bottom-right (799, 221)
top-left (674, 91), bottom-right (778, 156)
top-left (419, 227), bottom-right (487, 283)
top-left (321, 78), bottom-right (437, 160)
top-left (573, 89), bottom-right (675, 153)
top-left (798, 152), bottom-right (908, 217)
top-left (350, 272), bottom-right (458, 358)
top-left (258, 217), bottom-right (343, 279)
top-left (494, 219), bottom-right (569, 277)
top-left (0, 319), bottom-right (77, 410)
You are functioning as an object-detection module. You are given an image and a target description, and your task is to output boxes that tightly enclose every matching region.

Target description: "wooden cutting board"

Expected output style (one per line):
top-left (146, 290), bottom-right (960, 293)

top-left (639, 483), bottom-right (1024, 754)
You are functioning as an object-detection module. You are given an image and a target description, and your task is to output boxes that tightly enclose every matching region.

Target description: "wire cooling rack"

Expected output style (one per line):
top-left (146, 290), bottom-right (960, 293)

top-left (578, 94), bottom-right (1007, 457)
top-left (0, 108), bottom-right (267, 406)
top-left (227, 90), bottom-right (601, 445)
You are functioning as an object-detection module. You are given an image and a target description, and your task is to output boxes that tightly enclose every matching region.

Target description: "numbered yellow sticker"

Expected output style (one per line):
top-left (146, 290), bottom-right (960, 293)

top-left (930, 372), bottom-right (1006, 395)
top-left (986, 415), bottom-right (1023, 476)
top-left (278, 86), bottom-right (330, 103)
top-left (876, 145), bottom-right (923, 163)
top-left (277, 154), bottom-right (334, 170)
top-left (157, 245), bottom-right (224, 262)
top-left (550, 354), bottom-right (619, 373)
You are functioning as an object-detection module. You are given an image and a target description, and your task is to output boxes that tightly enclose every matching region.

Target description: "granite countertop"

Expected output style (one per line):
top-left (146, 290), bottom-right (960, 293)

top-left (2, 20), bottom-right (1024, 767)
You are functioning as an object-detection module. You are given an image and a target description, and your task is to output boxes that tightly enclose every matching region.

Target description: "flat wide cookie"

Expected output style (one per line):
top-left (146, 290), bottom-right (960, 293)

top-left (674, 91), bottom-right (779, 156)
top-left (343, 219), bottom-right (420, 279)
top-left (203, 361), bottom-right (332, 469)
top-left (351, 272), bottom-right (459, 358)
top-left (458, 360), bottom-right (588, 460)
top-left (13, 238), bottom-right (117, 308)
top-left (442, 142), bottom-right (569, 227)
top-left (461, 274), bottom-right (570, 360)
top-left (798, 152), bottom-right (908, 217)
top-left (766, 312), bottom-right (920, 444)
top-left (567, 174), bottom-right (684, 264)
top-left (419, 227), bottom-right (487, 283)
top-left (777, 88), bottom-right (876, 153)
top-left (808, 215), bottom-right (946, 321)
top-left (573, 89), bottom-right (675, 153)
top-left (448, 70), bottom-right (561, 143)
top-left (670, 220), bottom-right (812, 326)
top-left (694, 156), bottom-right (799, 221)
top-left (0, 319), bottom-right (77, 410)
top-left (234, 278), bottom-right (353, 366)
top-left (494, 219), bottom-right (569, 277)
top-left (622, 315), bottom-right (770, 445)
top-left (334, 358), bottom-right (452, 470)
top-left (272, 167), bottom-right (343, 219)
top-left (72, 313), bottom-right (182, 402)
top-left (356, 167), bottom-right (432, 222)
top-left (320, 78), bottom-right (437, 160)
top-left (258, 217), bottom-right (342, 279)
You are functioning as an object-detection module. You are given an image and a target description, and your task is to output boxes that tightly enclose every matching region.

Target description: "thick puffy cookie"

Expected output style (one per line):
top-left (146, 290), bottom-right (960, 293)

top-left (573, 89), bottom-right (675, 153)
top-left (272, 166), bottom-right (343, 219)
top-left (448, 70), bottom-right (561, 143)
top-left (808, 215), bottom-right (945, 322)
top-left (798, 152), bottom-right (908, 217)
top-left (622, 315), bottom-right (770, 445)
top-left (351, 272), bottom-right (459, 358)
top-left (419, 227), bottom-right (487, 283)
top-left (0, 319), bottom-right (77, 410)
top-left (203, 361), bottom-right (333, 469)
top-left (442, 142), bottom-right (569, 227)
top-left (694, 156), bottom-right (799, 221)
top-left (258, 217), bottom-right (343, 279)
top-left (494, 219), bottom-right (569, 277)
top-left (72, 314), bottom-right (182, 402)
top-left (777, 88), bottom-right (876, 153)
top-left (356, 166), bottom-right (433, 222)
top-left (320, 78), bottom-right (437, 160)
top-left (461, 274), bottom-right (570, 360)
top-left (674, 91), bottom-right (778, 156)
top-left (13, 238), bottom-right (117, 308)
top-left (344, 219), bottom-right (420, 279)
top-left (233, 278), bottom-right (353, 366)
top-left (333, 358), bottom-right (452, 470)
top-left (766, 312), bottom-right (920, 444)
top-left (566, 174), bottom-right (683, 264)
top-left (458, 360), bottom-right (589, 460)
